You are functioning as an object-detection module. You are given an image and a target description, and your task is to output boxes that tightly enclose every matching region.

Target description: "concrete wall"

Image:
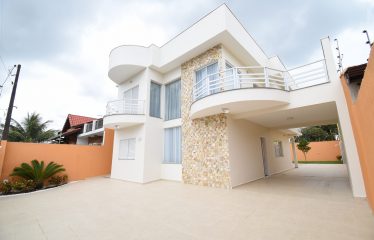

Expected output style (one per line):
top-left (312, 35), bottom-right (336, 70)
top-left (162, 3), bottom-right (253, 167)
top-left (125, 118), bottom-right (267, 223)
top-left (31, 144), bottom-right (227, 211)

top-left (227, 118), bottom-right (265, 187)
top-left (228, 118), bottom-right (293, 187)
top-left (341, 46), bottom-right (374, 210)
top-left (293, 141), bottom-right (341, 161)
top-left (0, 129), bottom-right (114, 181)
top-left (110, 125), bottom-right (145, 182)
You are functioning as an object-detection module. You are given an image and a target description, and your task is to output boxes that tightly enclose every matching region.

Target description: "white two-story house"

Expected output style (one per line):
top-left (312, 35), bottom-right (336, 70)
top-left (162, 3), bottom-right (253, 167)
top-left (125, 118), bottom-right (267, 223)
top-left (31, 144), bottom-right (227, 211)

top-left (103, 4), bottom-right (366, 198)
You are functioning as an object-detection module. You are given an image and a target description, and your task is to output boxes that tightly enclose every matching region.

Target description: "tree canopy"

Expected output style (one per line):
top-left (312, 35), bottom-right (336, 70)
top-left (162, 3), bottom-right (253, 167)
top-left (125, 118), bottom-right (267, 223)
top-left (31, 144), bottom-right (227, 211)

top-left (2, 112), bottom-right (56, 143)
top-left (295, 124), bottom-right (339, 142)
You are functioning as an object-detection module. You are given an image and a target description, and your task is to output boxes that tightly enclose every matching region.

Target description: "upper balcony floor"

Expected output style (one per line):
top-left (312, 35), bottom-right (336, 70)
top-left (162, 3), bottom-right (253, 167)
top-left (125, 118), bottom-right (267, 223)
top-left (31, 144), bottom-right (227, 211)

top-left (190, 59), bottom-right (330, 119)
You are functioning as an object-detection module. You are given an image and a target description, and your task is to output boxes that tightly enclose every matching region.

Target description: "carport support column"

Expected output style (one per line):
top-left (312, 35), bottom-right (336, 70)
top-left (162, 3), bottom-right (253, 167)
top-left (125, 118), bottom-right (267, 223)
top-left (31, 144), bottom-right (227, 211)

top-left (291, 137), bottom-right (298, 168)
top-left (321, 37), bottom-right (366, 197)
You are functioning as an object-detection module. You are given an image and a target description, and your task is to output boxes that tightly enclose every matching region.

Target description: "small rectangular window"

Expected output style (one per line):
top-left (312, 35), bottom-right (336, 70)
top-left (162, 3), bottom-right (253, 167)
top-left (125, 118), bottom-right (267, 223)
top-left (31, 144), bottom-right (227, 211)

top-left (164, 127), bottom-right (182, 164)
top-left (119, 138), bottom-right (136, 160)
top-left (150, 82), bottom-right (161, 118)
top-left (273, 140), bottom-right (284, 157)
top-left (165, 79), bottom-right (181, 120)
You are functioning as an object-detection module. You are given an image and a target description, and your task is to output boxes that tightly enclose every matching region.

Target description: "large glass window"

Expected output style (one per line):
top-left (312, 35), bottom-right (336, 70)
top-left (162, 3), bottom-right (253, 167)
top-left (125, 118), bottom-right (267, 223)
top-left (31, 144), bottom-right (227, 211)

top-left (164, 127), bottom-right (181, 164)
top-left (195, 62), bottom-right (219, 98)
top-left (150, 82), bottom-right (161, 118)
top-left (165, 79), bottom-right (181, 120)
top-left (119, 138), bottom-right (136, 160)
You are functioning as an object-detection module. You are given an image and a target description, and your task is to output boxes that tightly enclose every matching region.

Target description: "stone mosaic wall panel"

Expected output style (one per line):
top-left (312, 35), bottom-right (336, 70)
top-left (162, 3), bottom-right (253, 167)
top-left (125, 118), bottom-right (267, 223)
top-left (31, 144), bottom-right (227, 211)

top-left (181, 45), bottom-right (231, 188)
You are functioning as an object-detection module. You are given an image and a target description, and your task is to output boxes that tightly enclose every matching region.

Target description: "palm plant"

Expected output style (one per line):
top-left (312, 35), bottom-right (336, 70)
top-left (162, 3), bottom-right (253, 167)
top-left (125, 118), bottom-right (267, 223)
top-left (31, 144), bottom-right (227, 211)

top-left (10, 160), bottom-right (65, 189)
top-left (5, 112), bottom-right (56, 142)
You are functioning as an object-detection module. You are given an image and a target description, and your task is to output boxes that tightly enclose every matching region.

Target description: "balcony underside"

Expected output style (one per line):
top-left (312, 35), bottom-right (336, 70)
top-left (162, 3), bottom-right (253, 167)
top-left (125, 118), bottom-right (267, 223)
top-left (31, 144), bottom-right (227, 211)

top-left (109, 65), bottom-right (146, 84)
top-left (190, 88), bottom-right (290, 119)
top-left (103, 114), bottom-right (145, 129)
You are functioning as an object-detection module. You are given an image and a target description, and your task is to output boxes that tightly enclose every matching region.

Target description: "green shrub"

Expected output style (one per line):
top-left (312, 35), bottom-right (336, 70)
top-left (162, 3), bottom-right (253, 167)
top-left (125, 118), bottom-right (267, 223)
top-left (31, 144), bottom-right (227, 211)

top-left (0, 180), bottom-right (12, 194)
top-left (11, 179), bottom-right (36, 192)
top-left (10, 160), bottom-right (65, 189)
top-left (48, 174), bottom-right (68, 186)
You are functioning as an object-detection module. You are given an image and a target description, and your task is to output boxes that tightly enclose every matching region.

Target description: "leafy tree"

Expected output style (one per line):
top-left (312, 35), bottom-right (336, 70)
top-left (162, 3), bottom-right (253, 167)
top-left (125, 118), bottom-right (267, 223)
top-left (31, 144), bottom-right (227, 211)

top-left (3, 112), bottom-right (56, 142)
top-left (297, 139), bottom-right (311, 160)
top-left (296, 124), bottom-right (338, 142)
top-left (10, 160), bottom-right (65, 189)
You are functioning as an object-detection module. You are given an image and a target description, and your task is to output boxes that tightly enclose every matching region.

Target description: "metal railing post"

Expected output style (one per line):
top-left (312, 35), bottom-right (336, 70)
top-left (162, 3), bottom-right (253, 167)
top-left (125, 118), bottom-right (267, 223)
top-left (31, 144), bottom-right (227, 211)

top-left (234, 67), bottom-right (239, 89)
top-left (264, 67), bottom-right (269, 87)
top-left (283, 71), bottom-right (289, 91)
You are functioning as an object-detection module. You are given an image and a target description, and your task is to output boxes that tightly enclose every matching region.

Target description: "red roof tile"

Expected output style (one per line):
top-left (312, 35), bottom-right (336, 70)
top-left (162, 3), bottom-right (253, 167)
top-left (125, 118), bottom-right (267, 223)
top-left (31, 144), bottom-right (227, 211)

top-left (68, 114), bottom-right (96, 127)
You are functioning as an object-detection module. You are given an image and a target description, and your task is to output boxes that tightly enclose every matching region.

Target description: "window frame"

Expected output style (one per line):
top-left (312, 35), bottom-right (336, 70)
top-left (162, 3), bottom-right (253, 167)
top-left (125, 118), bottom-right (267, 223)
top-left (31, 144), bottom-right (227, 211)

top-left (163, 126), bottom-right (182, 164)
top-left (149, 81), bottom-right (161, 118)
top-left (164, 79), bottom-right (181, 121)
top-left (118, 138), bottom-right (136, 160)
top-left (273, 140), bottom-right (284, 158)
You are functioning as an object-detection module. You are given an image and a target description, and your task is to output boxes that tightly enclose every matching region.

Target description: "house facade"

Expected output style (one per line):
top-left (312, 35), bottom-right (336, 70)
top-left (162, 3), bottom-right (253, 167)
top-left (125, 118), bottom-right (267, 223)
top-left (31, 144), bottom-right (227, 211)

top-left (103, 5), bottom-right (366, 197)
top-left (53, 114), bottom-right (104, 145)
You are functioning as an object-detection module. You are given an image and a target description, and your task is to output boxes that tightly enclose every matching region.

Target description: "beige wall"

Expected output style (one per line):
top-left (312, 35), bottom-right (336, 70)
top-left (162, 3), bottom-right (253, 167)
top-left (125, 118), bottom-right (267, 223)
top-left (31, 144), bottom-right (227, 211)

top-left (292, 141), bottom-right (341, 161)
top-left (228, 118), bottom-right (293, 187)
top-left (341, 47), bottom-right (374, 210)
top-left (227, 118), bottom-right (266, 187)
top-left (0, 129), bottom-right (114, 181)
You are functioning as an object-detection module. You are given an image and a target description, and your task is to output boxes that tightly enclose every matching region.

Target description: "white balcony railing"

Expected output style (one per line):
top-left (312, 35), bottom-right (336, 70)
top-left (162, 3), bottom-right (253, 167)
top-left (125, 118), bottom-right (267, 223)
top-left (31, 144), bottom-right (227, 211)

top-left (106, 99), bottom-right (145, 115)
top-left (193, 60), bottom-right (329, 101)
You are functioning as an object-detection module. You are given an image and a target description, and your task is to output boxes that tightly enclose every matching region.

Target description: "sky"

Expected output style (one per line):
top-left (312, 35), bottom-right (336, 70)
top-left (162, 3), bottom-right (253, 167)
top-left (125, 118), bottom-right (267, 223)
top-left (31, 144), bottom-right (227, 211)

top-left (0, 0), bottom-right (373, 130)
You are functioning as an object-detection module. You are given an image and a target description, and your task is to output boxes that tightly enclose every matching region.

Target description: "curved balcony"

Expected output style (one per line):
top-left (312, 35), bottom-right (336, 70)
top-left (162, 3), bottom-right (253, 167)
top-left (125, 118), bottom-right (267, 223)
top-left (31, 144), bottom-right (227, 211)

top-left (108, 45), bottom-right (152, 84)
top-left (103, 99), bottom-right (146, 129)
top-left (190, 61), bottom-right (329, 119)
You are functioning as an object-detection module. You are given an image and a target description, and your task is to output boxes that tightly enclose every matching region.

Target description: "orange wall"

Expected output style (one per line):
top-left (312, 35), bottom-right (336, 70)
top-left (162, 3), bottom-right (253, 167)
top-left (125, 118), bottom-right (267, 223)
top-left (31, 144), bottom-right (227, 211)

top-left (0, 129), bottom-right (114, 181)
top-left (292, 141), bottom-right (341, 161)
top-left (341, 47), bottom-right (374, 211)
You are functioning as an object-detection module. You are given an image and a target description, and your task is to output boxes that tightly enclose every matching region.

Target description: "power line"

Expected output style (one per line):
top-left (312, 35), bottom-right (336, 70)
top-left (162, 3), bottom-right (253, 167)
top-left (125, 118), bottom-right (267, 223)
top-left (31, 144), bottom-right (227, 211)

top-left (0, 54), bottom-right (6, 72)
top-left (0, 65), bottom-right (15, 97)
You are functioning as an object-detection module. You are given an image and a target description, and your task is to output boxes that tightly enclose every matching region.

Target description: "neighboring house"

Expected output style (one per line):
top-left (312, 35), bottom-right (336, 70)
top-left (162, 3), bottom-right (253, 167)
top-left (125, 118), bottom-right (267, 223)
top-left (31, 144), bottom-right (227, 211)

top-left (53, 114), bottom-right (104, 145)
top-left (103, 4), bottom-right (365, 198)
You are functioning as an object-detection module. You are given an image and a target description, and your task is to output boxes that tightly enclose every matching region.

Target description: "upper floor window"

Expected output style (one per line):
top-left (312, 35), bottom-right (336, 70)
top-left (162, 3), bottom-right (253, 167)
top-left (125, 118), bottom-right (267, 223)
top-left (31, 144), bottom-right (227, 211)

top-left (195, 62), bottom-right (219, 98)
top-left (123, 85), bottom-right (139, 100)
top-left (123, 85), bottom-right (140, 114)
top-left (165, 79), bottom-right (181, 120)
top-left (150, 82), bottom-right (161, 118)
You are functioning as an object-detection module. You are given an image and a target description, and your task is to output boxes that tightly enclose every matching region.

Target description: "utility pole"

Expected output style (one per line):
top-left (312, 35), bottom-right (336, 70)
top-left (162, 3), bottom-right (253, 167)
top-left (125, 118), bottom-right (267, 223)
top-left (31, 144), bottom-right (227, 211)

top-left (2, 64), bottom-right (21, 141)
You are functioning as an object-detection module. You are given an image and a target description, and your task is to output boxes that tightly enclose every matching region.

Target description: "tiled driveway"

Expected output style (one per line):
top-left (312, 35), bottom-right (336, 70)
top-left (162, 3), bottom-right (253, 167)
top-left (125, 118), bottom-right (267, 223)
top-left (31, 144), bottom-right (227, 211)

top-left (0, 164), bottom-right (373, 240)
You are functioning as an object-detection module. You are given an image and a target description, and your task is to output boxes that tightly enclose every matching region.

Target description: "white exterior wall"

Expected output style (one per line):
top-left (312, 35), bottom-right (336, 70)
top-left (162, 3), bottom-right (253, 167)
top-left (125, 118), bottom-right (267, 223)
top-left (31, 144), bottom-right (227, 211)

top-left (320, 38), bottom-right (366, 197)
top-left (143, 117), bottom-right (163, 182)
top-left (161, 164), bottom-right (182, 181)
top-left (111, 67), bottom-right (182, 183)
top-left (222, 46), bottom-right (246, 67)
top-left (117, 70), bottom-right (148, 102)
top-left (267, 131), bottom-right (293, 175)
top-left (227, 117), bottom-right (293, 187)
top-left (228, 118), bottom-right (266, 187)
top-left (110, 125), bottom-right (146, 183)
